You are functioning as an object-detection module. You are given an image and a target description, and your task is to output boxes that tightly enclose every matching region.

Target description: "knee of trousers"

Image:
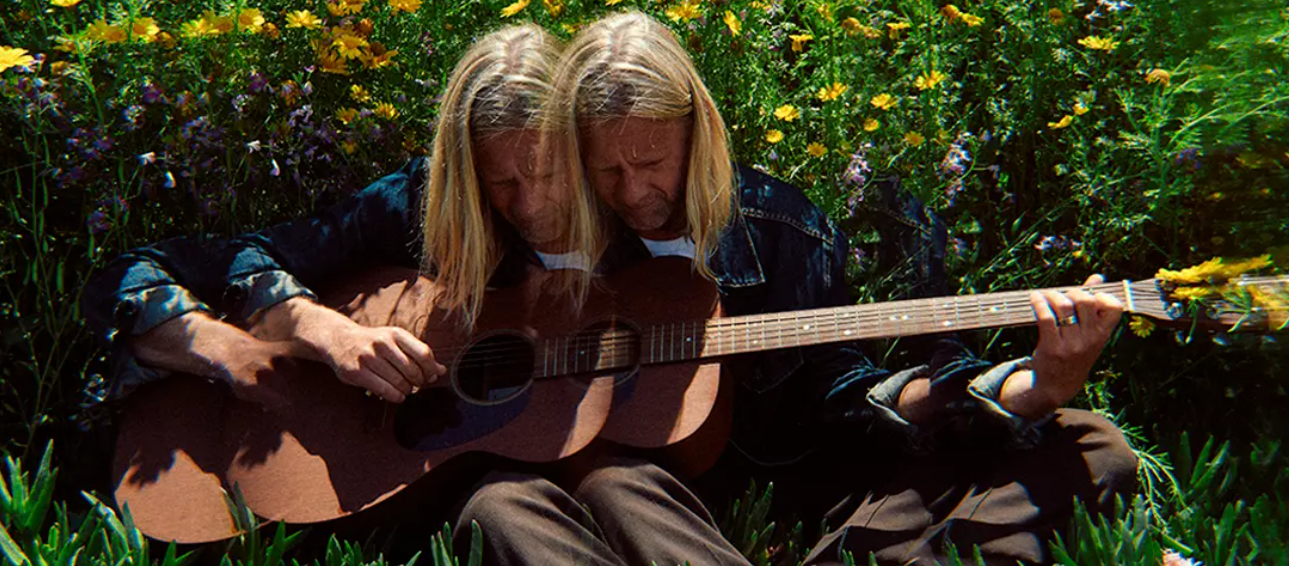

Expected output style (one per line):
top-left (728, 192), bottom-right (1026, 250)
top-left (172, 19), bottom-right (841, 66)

top-left (574, 457), bottom-right (665, 507)
top-left (456, 471), bottom-right (560, 532)
top-left (1054, 409), bottom-right (1139, 500)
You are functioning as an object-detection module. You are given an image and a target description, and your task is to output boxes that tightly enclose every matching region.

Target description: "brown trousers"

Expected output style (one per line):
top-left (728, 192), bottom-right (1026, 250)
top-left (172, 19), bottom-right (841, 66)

top-left (451, 458), bottom-right (752, 566)
top-left (801, 409), bottom-right (1139, 565)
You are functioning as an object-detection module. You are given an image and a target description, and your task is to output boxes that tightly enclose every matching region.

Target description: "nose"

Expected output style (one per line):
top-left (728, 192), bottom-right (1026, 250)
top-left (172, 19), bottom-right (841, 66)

top-left (619, 166), bottom-right (648, 207)
top-left (510, 178), bottom-right (545, 224)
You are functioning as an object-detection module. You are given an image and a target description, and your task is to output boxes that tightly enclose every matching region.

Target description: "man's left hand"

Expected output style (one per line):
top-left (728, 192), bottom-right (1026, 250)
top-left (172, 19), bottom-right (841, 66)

top-left (999, 274), bottom-right (1124, 419)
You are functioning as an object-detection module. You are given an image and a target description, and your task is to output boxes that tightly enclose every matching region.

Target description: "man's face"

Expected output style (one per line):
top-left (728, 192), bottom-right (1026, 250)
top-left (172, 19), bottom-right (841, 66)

top-left (474, 129), bottom-right (570, 253)
top-left (580, 117), bottom-right (690, 239)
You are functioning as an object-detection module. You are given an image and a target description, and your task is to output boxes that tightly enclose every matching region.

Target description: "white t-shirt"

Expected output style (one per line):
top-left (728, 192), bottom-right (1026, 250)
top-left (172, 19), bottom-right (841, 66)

top-left (534, 249), bottom-right (593, 272)
top-left (639, 236), bottom-right (697, 260)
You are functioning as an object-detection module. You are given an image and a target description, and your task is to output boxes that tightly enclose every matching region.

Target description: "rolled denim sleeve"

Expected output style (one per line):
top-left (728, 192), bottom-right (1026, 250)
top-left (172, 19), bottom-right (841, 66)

top-left (81, 236), bottom-right (232, 399)
top-left (967, 356), bottom-right (1052, 448)
top-left (223, 158), bottom-right (427, 321)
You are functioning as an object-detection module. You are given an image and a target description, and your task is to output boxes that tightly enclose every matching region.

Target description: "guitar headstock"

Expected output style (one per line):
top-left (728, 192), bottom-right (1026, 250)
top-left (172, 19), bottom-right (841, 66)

top-left (1128, 276), bottom-right (1289, 333)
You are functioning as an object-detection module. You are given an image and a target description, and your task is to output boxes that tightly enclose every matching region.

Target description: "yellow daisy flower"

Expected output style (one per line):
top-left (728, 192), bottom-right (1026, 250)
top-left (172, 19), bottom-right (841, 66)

top-left (542, 0), bottom-right (564, 17)
top-left (807, 142), bottom-right (827, 157)
top-left (773, 105), bottom-right (800, 122)
top-left (1078, 35), bottom-right (1119, 51)
top-left (914, 70), bottom-right (947, 90)
top-left (862, 118), bottom-right (880, 132)
top-left (87, 19), bottom-right (128, 43)
top-left (1128, 316), bottom-right (1154, 337)
top-left (789, 34), bottom-right (814, 52)
top-left (886, 22), bottom-right (910, 39)
top-left (765, 130), bottom-right (784, 143)
top-left (373, 102), bottom-right (399, 120)
top-left (941, 4), bottom-right (962, 21)
top-left (390, 0), bottom-right (422, 13)
top-left (236, 8), bottom-right (265, 33)
top-left (350, 85), bottom-right (371, 103)
top-left (333, 33), bottom-right (370, 59)
top-left (50, 0), bottom-right (82, 8)
top-left (816, 82), bottom-right (848, 102)
top-left (904, 132), bottom-right (925, 146)
top-left (336, 107), bottom-right (360, 125)
top-left (1145, 69), bottom-right (1171, 86)
top-left (606, 0), bottom-right (624, 5)
top-left (285, 11), bottom-right (322, 29)
top-left (128, 17), bottom-right (161, 42)
top-left (1047, 8), bottom-right (1065, 24)
top-left (180, 17), bottom-right (219, 38)
top-left (665, 0), bottom-right (701, 22)
top-left (870, 93), bottom-right (897, 110)
top-left (961, 13), bottom-right (983, 26)
top-left (1073, 102), bottom-right (1089, 115)
top-left (1048, 115), bottom-right (1074, 129)
top-left (0, 46), bottom-right (36, 73)
top-left (340, 140), bottom-right (358, 154)
top-left (724, 11), bottom-right (741, 36)
top-left (500, 0), bottom-right (531, 17)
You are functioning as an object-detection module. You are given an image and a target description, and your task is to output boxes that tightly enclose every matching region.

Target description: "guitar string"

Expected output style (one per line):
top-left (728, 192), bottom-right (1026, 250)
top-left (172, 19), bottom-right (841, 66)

top-left (436, 282), bottom-right (1134, 363)
top-left (435, 277), bottom-right (1287, 379)
top-left (445, 283), bottom-right (1135, 380)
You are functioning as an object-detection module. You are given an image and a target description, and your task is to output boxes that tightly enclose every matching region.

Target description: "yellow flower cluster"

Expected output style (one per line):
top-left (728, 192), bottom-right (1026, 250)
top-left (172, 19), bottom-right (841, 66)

top-left (940, 5), bottom-right (983, 26)
top-left (1157, 256), bottom-right (1272, 285)
top-left (179, 8), bottom-right (266, 38)
top-left (870, 93), bottom-right (897, 110)
top-left (841, 18), bottom-right (881, 39)
top-left (390, 0), bottom-right (422, 13)
top-left (286, 11), bottom-right (323, 29)
top-left (314, 21), bottom-right (399, 74)
top-left (1078, 35), bottom-right (1119, 51)
top-left (665, 0), bottom-right (702, 22)
top-left (327, 0), bottom-right (365, 16)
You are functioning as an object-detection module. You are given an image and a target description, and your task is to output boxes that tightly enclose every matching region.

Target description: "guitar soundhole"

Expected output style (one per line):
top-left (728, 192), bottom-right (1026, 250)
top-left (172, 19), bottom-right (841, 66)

top-left (452, 332), bottom-right (535, 405)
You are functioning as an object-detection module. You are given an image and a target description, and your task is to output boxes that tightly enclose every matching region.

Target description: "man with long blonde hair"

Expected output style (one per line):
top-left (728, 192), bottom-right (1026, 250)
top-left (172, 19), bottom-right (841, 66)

top-left (553, 11), bottom-right (1137, 565)
top-left (83, 22), bottom-right (753, 564)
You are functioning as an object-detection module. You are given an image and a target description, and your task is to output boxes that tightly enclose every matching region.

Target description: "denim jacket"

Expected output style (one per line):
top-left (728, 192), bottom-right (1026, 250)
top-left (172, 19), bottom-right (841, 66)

top-left (601, 165), bottom-right (1037, 464)
top-left (80, 160), bottom-right (1041, 455)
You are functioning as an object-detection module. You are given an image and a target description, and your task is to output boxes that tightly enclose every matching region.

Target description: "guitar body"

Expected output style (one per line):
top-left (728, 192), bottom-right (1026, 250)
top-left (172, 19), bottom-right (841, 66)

top-left (113, 259), bottom-right (727, 542)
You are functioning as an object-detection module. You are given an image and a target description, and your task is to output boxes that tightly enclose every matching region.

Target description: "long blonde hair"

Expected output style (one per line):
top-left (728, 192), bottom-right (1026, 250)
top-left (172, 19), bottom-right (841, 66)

top-left (421, 24), bottom-right (588, 324)
top-left (553, 11), bottom-right (735, 281)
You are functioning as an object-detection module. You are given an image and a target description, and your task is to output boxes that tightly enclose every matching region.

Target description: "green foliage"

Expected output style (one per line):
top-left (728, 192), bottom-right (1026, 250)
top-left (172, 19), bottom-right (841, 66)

top-left (0, 0), bottom-right (1286, 562)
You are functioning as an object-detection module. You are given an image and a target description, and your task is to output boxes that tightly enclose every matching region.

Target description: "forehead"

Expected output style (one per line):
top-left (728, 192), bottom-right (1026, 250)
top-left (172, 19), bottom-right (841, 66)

top-left (580, 117), bottom-right (689, 156)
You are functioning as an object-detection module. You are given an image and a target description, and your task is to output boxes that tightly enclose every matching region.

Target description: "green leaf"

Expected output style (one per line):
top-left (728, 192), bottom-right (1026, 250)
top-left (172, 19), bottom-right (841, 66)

top-left (0, 521), bottom-right (30, 566)
top-left (466, 521), bottom-right (482, 566)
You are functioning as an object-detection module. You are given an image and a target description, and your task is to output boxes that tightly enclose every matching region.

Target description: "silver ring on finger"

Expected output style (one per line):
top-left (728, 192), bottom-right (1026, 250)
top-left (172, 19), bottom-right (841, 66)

top-left (1056, 314), bottom-right (1080, 327)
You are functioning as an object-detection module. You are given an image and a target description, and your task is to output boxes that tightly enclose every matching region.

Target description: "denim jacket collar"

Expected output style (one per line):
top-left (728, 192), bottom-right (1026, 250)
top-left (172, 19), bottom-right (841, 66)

top-left (710, 208), bottom-right (766, 288)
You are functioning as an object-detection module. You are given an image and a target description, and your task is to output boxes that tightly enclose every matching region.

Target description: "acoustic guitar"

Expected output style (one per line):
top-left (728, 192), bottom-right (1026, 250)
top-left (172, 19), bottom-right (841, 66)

top-left (110, 258), bottom-right (1286, 543)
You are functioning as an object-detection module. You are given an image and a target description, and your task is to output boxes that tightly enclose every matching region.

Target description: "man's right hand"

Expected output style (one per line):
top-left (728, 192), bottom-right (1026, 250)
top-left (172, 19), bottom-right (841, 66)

top-left (255, 297), bottom-right (447, 403)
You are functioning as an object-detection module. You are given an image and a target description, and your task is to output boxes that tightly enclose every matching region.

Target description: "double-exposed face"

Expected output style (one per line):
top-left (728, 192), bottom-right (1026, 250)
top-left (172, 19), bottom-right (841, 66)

top-left (473, 129), bottom-right (571, 253)
top-left (471, 116), bottom-right (692, 251)
top-left (579, 117), bottom-right (690, 240)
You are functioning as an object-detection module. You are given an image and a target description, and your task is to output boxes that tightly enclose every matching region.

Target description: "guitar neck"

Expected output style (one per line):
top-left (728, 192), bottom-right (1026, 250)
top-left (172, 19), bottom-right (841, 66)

top-left (640, 282), bottom-right (1132, 365)
top-left (531, 275), bottom-right (1284, 376)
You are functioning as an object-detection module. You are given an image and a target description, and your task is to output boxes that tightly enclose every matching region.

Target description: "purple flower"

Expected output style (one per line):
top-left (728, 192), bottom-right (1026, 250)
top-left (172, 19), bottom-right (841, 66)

top-left (86, 210), bottom-right (111, 234)
top-left (232, 94), bottom-right (252, 114)
top-left (269, 159), bottom-right (280, 177)
top-left (142, 82), bottom-right (167, 105)
top-left (301, 81), bottom-right (314, 96)
top-left (938, 134), bottom-right (972, 177)
top-left (247, 71), bottom-right (269, 94)
top-left (122, 104), bottom-right (145, 131)
top-left (945, 178), bottom-right (965, 207)
top-left (246, 140), bottom-right (262, 153)
top-left (138, 152), bottom-right (157, 165)
top-left (842, 143), bottom-right (873, 214)
top-left (1034, 235), bottom-right (1082, 252)
top-left (767, 150), bottom-right (779, 161)
top-left (1174, 148), bottom-right (1201, 171)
